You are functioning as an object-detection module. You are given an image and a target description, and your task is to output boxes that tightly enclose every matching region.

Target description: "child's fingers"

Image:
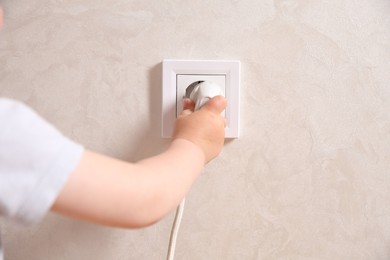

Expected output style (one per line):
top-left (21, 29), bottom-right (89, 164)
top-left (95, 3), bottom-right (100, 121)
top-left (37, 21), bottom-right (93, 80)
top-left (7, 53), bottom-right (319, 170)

top-left (201, 96), bottom-right (227, 115)
top-left (180, 109), bottom-right (193, 117)
top-left (183, 98), bottom-right (195, 111)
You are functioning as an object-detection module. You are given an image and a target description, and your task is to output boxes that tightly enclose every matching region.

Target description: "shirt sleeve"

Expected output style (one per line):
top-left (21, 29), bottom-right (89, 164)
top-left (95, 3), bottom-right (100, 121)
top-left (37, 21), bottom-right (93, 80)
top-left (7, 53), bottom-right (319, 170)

top-left (0, 98), bottom-right (84, 225)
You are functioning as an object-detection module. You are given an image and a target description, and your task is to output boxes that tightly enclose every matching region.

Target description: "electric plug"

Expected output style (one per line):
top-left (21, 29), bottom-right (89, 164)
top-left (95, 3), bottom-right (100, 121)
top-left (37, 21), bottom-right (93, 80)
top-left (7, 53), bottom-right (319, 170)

top-left (186, 81), bottom-right (224, 111)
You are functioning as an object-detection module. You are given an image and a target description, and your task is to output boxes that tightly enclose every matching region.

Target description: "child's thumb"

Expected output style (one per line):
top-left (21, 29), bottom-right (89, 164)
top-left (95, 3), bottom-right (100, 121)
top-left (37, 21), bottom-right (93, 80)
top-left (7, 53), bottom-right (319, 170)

top-left (201, 96), bottom-right (227, 114)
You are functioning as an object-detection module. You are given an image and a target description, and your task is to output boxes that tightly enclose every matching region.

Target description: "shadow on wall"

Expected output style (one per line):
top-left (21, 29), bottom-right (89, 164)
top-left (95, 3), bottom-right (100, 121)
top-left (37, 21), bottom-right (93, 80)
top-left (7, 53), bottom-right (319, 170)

top-left (4, 214), bottom-right (120, 259)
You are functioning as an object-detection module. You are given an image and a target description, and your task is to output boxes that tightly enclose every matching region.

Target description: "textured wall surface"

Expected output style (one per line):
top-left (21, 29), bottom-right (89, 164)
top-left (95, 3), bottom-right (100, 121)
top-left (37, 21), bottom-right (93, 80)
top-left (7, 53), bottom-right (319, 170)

top-left (1, 0), bottom-right (390, 259)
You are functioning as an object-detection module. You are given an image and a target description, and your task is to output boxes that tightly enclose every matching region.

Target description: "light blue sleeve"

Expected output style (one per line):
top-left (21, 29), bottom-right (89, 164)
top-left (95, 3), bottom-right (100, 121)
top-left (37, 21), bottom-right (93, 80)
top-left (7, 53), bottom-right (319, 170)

top-left (0, 98), bottom-right (84, 225)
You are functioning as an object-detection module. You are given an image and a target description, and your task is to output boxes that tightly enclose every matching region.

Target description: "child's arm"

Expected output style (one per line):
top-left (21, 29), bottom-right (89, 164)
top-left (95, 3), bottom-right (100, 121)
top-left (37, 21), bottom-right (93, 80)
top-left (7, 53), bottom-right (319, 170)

top-left (51, 96), bottom-right (227, 228)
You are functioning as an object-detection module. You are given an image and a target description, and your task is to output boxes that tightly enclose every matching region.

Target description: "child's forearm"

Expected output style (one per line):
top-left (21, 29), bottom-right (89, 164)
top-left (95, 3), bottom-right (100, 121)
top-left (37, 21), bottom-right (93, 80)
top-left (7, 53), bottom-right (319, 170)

top-left (53, 96), bottom-right (226, 228)
top-left (52, 139), bottom-right (205, 228)
top-left (135, 138), bottom-right (205, 222)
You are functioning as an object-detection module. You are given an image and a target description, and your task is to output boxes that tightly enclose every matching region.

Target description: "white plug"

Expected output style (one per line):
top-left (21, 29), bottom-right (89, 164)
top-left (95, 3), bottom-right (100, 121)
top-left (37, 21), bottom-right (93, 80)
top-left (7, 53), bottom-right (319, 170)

top-left (187, 81), bottom-right (224, 111)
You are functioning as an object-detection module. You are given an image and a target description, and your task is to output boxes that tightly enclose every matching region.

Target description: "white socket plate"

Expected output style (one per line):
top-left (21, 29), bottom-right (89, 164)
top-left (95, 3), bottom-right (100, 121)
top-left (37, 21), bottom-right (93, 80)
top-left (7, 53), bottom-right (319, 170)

top-left (162, 59), bottom-right (240, 138)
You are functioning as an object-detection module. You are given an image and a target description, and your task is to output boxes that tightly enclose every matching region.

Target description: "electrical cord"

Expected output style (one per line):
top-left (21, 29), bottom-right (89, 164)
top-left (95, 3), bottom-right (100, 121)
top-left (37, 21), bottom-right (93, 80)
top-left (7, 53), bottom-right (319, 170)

top-left (166, 81), bottom-right (222, 260)
top-left (166, 198), bottom-right (186, 260)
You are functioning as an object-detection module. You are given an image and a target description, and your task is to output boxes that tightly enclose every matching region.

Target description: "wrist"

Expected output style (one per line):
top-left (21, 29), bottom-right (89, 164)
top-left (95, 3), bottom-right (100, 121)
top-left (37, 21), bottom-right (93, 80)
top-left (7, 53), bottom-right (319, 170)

top-left (171, 138), bottom-right (206, 166)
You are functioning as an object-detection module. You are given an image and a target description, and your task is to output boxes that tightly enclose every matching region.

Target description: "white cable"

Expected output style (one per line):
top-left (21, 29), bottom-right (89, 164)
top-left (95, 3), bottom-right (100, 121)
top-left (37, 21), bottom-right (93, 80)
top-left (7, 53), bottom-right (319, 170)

top-left (166, 198), bottom-right (186, 260)
top-left (166, 81), bottom-right (220, 260)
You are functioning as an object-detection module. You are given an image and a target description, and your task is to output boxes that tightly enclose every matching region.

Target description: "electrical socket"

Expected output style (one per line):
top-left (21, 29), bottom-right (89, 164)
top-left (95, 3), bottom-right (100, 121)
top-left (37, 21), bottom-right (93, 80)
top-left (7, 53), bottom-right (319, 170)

top-left (162, 60), bottom-right (240, 138)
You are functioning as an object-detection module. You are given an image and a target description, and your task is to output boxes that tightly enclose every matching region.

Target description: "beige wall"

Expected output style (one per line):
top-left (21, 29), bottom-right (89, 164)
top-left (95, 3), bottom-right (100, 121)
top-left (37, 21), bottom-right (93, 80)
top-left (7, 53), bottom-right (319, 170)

top-left (1, 0), bottom-right (390, 259)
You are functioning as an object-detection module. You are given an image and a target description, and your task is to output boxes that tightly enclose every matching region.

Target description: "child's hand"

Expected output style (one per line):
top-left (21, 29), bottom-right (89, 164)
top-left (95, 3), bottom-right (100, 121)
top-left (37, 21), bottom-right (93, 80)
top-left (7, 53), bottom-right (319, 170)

top-left (172, 96), bottom-right (227, 163)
